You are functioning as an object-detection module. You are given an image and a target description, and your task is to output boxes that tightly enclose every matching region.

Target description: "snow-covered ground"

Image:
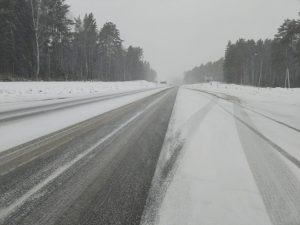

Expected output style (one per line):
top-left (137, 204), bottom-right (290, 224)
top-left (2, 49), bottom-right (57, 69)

top-left (188, 82), bottom-right (300, 128)
top-left (0, 81), bottom-right (165, 152)
top-left (1, 81), bottom-right (300, 224)
top-left (0, 80), bottom-right (160, 102)
top-left (142, 83), bottom-right (300, 225)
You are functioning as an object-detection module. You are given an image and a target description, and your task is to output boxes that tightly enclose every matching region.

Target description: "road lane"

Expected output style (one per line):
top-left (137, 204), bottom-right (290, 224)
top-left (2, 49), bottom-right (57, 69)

top-left (0, 88), bottom-right (177, 225)
top-left (143, 88), bottom-right (273, 225)
top-left (234, 103), bottom-right (300, 225)
top-left (188, 88), bottom-right (300, 167)
top-left (189, 88), bottom-right (300, 224)
top-left (142, 88), bottom-right (300, 225)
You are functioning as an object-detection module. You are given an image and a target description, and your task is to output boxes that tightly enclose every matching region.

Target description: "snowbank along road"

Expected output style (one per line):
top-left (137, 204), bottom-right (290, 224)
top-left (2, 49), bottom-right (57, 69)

top-left (1, 82), bottom-right (300, 225)
top-left (0, 88), bottom-right (160, 123)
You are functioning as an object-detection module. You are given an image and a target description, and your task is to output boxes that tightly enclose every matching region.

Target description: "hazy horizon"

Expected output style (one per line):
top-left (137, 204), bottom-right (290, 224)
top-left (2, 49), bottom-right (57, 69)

top-left (66, 0), bottom-right (300, 81)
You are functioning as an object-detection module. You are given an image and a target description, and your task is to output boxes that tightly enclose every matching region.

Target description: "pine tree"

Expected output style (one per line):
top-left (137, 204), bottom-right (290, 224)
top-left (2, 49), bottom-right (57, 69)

top-left (0, 1), bottom-right (156, 82)
top-left (98, 22), bottom-right (123, 81)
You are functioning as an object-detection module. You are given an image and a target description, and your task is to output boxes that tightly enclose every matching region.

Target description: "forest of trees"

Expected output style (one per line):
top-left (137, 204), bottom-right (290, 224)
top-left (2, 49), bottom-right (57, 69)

top-left (0, 0), bottom-right (157, 82)
top-left (185, 14), bottom-right (300, 88)
top-left (183, 58), bottom-right (224, 84)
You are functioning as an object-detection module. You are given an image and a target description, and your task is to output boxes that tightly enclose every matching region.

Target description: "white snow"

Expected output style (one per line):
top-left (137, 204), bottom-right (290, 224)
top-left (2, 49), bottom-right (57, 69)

top-left (0, 80), bottom-right (161, 103)
top-left (188, 82), bottom-right (300, 129)
top-left (190, 83), bottom-right (300, 170)
top-left (0, 81), bottom-right (165, 152)
top-left (142, 83), bottom-right (300, 225)
top-left (2, 81), bottom-right (300, 223)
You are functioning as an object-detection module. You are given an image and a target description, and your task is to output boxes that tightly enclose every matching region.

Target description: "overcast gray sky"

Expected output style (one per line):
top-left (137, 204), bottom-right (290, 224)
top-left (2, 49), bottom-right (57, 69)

top-left (66, 0), bottom-right (299, 81)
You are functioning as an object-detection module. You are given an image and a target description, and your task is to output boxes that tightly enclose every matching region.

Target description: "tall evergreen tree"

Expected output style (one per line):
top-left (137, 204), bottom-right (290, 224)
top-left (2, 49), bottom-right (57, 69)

top-left (98, 22), bottom-right (123, 81)
top-left (0, 1), bottom-right (157, 82)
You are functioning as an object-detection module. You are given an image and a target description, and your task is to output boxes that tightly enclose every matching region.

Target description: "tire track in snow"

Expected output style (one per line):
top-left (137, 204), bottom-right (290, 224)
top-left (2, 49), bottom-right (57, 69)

top-left (188, 88), bottom-right (300, 224)
top-left (188, 88), bottom-right (300, 169)
top-left (189, 88), bottom-right (300, 133)
top-left (234, 105), bottom-right (300, 225)
top-left (140, 97), bottom-right (216, 225)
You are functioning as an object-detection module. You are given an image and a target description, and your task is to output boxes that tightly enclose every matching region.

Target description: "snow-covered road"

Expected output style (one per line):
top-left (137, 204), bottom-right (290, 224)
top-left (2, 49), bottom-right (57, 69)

top-left (142, 84), bottom-right (300, 225)
top-left (1, 81), bottom-right (300, 225)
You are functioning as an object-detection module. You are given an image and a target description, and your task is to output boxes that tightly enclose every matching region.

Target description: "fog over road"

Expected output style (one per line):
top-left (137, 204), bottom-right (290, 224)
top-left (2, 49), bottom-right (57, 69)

top-left (0, 88), bottom-right (177, 225)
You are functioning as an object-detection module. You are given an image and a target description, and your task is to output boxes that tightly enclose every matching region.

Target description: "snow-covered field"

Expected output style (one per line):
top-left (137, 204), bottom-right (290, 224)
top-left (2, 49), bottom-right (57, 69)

top-left (142, 83), bottom-right (300, 225)
top-left (0, 81), bottom-right (165, 152)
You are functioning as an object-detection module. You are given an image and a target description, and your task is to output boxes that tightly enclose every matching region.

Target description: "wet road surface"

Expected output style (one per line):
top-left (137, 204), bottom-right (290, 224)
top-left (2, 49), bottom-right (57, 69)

top-left (0, 88), bottom-right (177, 225)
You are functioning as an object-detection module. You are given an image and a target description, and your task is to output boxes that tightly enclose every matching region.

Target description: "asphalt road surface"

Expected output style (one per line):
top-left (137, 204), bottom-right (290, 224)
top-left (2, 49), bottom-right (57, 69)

top-left (0, 88), bottom-right (177, 225)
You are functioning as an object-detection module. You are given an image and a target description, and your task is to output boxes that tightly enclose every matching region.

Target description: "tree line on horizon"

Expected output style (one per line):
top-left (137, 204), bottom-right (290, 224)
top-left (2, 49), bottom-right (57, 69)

top-left (0, 0), bottom-right (157, 82)
top-left (184, 14), bottom-right (300, 88)
top-left (183, 58), bottom-right (224, 84)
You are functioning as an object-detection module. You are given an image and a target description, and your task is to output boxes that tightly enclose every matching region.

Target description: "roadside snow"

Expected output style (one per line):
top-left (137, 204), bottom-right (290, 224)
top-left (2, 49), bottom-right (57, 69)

top-left (0, 82), bottom-right (165, 152)
top-left (188, 82), bottom-right (300, 102)
top-left (188, 82), bottom-right (300, 129)
top-left (0, 80), bottom-right (162, 103)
